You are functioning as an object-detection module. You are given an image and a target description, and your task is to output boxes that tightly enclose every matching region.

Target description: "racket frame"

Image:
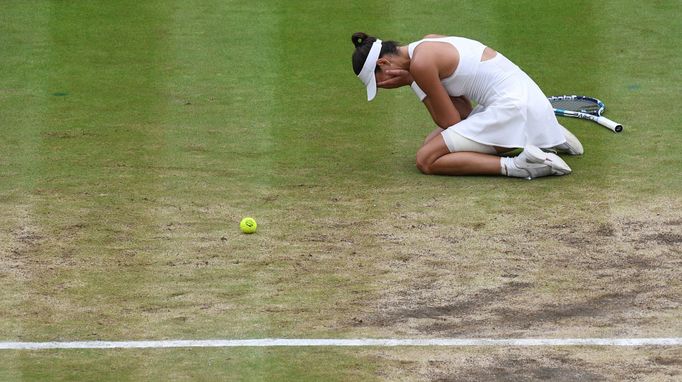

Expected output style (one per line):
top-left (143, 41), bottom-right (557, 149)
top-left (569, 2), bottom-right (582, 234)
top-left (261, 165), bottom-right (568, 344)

top-left (548, 95), bottom-right (623, 133)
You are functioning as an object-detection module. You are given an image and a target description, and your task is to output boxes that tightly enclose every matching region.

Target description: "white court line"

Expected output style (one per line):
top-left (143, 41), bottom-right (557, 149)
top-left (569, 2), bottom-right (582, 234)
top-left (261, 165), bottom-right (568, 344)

top-left (1, 338), bottom-right (681, 350)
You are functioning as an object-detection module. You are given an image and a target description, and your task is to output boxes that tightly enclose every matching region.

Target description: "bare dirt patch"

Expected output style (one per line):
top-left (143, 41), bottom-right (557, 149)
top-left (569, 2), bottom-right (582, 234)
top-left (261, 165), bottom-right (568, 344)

top-left (365, 347), bottom-right (682, 381)
top-left (0, 205), bottom-right (45, 282)
top-left (348, 199), bottom-right (681, 340)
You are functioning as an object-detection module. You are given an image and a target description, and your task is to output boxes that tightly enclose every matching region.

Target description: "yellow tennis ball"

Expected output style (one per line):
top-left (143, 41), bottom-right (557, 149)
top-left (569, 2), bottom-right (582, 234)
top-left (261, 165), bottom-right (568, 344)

top-left (240, 217), bottom-right (257, 234)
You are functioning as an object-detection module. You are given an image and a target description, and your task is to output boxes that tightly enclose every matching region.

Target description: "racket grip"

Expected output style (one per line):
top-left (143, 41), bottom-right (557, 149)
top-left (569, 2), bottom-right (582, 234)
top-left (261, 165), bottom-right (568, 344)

top-left (596, 116), bottom-right (623, 133)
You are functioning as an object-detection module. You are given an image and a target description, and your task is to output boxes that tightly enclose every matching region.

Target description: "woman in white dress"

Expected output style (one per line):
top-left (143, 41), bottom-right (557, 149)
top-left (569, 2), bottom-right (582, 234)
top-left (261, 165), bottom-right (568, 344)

top-left (351, 32), bottom-right (583, 179)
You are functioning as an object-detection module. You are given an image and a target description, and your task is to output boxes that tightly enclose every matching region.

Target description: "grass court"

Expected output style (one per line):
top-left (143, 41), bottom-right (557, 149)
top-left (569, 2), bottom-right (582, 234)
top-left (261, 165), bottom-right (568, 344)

top-left (1, 0), bottom-right (681, 380)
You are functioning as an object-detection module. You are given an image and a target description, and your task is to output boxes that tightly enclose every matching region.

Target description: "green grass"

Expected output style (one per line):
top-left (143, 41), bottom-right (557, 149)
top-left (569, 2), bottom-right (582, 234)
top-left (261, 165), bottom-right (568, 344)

top-left (0, 348), bottom-right (377, 381)
top-left (1, 0), bottom-right (681, 380)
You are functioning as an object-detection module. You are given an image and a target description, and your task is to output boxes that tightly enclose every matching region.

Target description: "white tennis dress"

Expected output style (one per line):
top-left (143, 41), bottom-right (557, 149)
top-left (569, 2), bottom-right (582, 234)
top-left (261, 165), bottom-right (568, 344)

top-left (408, 37), bottom-right (565, 149)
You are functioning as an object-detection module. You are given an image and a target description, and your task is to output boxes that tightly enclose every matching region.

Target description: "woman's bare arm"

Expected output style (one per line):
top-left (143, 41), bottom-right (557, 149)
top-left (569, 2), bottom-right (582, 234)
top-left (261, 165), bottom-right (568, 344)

top-left (411, 56), bottom-right (461, 128)
top-left (450, 96), bottom-right (473, 119)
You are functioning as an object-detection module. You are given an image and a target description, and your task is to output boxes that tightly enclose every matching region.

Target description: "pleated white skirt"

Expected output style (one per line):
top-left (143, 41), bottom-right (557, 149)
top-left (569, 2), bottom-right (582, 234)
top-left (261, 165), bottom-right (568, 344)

top-left (447, 54), bottom-right (566, 149)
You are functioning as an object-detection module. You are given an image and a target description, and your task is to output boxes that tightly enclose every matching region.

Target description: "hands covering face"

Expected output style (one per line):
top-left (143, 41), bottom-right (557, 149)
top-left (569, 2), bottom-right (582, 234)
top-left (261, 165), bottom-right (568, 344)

top-left (376, 69), bottom-right (413, 89)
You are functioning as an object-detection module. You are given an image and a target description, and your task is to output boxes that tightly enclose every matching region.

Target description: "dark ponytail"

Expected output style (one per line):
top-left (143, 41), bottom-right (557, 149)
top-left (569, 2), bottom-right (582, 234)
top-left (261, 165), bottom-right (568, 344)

top-left (351, 32), bottom-right (400, 75)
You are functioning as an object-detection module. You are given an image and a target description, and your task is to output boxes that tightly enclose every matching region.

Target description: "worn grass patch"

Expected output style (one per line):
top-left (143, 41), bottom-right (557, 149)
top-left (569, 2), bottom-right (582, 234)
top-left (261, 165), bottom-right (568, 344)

top-left (365, 346), bottom-right (682, 381)
top-left (1, 0), bottom-right (680, 380)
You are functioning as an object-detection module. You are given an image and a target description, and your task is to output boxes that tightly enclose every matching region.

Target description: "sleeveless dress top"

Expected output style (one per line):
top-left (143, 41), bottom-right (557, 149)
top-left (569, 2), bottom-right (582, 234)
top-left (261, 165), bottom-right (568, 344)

top-left (408, 36), bottom-right (565, 148)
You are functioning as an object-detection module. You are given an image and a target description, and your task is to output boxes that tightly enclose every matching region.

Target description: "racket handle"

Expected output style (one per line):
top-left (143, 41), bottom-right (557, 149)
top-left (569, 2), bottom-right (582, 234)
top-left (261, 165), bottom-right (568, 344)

top-left (596, 116), bottom-right (623, 133)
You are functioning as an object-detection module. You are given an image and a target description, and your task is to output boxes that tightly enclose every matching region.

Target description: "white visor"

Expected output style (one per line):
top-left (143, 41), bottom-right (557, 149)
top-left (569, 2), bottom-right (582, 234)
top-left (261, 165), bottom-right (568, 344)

top-left (357, 39), bottom-right (382, 101)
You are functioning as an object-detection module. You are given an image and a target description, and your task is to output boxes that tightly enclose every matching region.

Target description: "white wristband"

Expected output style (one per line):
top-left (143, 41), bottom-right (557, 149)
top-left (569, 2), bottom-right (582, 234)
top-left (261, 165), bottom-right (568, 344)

top-left (410, 82), bottom-right (427, 102)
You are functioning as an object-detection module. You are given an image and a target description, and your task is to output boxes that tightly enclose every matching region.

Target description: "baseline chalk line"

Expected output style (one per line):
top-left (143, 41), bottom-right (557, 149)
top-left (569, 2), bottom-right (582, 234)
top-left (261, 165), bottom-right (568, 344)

top-left (1, 338), bottom-right (681, 350)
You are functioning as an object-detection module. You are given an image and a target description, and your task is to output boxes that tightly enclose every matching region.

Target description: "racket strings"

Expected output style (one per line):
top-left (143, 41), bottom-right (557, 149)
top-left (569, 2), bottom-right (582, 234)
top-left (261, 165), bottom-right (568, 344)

top-left (550, 99), bottom-right (601, 114)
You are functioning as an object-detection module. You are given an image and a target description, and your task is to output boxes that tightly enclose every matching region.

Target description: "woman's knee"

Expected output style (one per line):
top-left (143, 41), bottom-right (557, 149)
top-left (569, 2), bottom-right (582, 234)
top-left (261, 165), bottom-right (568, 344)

top-left (415, 148), bottom-right (436, 175)
top-left (415, 158), bottom-right (431, 174)
top-left (416, 134), bottom-right (451, 175)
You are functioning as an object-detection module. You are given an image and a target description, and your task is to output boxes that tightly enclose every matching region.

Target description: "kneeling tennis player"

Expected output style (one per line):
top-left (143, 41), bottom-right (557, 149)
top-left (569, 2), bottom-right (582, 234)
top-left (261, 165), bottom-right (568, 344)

top-left (351, 32), bottom-right (583, 179)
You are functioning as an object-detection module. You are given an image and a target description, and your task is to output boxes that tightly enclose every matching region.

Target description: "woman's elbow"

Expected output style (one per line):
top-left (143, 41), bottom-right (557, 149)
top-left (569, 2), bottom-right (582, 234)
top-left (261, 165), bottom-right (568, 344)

top-left (435, 118), bottom-right (458, 129)
top-left (450, 96), bottom-right (473, 119)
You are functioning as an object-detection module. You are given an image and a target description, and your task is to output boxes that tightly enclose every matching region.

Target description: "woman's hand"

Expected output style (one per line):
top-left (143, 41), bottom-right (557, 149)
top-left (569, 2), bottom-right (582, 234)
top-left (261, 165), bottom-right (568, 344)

top-left (377, 69), bottom-right (413, 89)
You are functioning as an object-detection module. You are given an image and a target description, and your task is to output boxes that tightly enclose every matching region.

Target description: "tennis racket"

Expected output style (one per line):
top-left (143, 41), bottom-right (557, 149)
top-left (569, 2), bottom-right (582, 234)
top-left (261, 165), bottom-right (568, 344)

top-left (548, 95), bottom-right (623, 133)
